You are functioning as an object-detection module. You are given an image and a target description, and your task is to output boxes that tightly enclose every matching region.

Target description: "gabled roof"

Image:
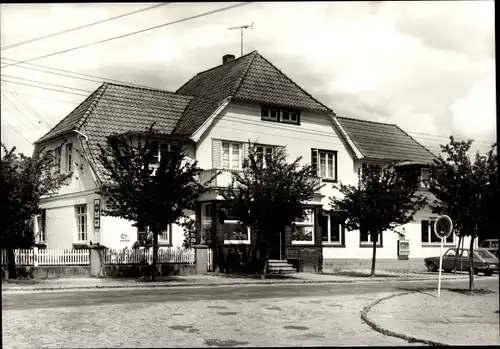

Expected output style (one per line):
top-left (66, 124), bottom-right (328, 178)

top-left (335, 116), bottom-right (437, 164)
top-left (35, 82), bottom-right (195, 181)
top-left (175, 50), bottom-right (332, 135)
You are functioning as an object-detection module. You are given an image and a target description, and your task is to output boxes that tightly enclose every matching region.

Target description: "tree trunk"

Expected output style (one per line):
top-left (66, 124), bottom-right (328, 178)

top-left (260, 231), bottom-right (269, 279)
top-left (459, 237), bottom-right (465, 274)
top-left (468, 236), bottom-right (475, 295)
top-left (453, 235), bottom-right (462, 274)
top-left (151, 231), bottom-right (158, 282)
top-left (370, 233), bottom-right (377, 277)
top-left (7, 248), bottom-right (17, 279)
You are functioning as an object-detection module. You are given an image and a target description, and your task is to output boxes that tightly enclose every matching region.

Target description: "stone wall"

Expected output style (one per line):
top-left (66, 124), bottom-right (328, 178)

top-left (102, 263), bottom-right (196, 278)
top-left (323, 258), bottom-right (426, 271)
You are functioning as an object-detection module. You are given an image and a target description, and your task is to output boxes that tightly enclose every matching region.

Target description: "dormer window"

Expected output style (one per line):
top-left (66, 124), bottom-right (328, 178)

top-left (261, 105), bottom-right (300, 125)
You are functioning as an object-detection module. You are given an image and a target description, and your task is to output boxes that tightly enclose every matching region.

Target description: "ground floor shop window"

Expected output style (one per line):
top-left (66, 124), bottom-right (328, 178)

top-left (292, 208), bottom-right (314, 244)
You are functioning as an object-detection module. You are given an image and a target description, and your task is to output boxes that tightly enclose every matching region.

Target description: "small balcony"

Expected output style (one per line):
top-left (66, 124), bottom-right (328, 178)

top-left (198, 168), bottom-right (322, 191)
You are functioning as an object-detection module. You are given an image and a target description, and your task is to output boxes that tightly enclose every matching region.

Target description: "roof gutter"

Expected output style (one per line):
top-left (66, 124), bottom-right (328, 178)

top-left (190, 97), bottom-right (232, 143)
top-left (331, 115), bottom-right (364, 160)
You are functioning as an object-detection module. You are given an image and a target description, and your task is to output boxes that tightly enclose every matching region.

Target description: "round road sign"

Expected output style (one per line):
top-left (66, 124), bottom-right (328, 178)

top-left (434, 215), bottom-right (453, 239)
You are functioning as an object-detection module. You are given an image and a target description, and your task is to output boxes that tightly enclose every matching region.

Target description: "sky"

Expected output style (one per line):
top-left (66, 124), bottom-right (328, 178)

top-left (0, 1), bottom-right (496, 157)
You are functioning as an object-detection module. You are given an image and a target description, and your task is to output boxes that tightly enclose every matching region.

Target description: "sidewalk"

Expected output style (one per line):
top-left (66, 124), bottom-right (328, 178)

top-left (364, 289), bottom-right (500, 345)
top-left (1, 271), bottom-right (473, 292)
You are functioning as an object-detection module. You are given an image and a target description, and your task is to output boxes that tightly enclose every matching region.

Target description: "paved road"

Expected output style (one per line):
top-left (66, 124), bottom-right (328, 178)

top-left (3, 277), bottom-right (497, 348)
top-left (3, 277), bottom-right (498, 310)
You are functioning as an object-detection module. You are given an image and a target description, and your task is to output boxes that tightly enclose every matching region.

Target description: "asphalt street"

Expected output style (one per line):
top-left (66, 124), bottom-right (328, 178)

top-left (3, 276), bottom-right (498, 310)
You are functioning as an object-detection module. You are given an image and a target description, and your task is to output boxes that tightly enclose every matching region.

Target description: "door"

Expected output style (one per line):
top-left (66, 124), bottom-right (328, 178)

top-left (442, 249), bottom-right (456, 270)
top-left (269, 232), bottom-right (282, 260)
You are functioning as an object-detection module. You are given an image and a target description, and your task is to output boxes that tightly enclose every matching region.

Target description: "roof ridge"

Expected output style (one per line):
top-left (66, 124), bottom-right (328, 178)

top-left (104, 81), bottom-right (190, 98)
top-left (175, 51), bottom-right (256, 93)
top-left (396, 125), bottom-right (438, 159)
top-left (232, 51), bottom-right (259, 97)
top-left (254, 53), bottom-right (333, 113)
top-left (34, 84), bottom-right (106, 145)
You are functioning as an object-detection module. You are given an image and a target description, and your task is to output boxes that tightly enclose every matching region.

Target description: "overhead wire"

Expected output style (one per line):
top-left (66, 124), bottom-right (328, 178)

top-left (1, 93), bottom-right (41, 133)
top-left (1, 2), bottom-right (253, 69)
top-left (1, 3), bottom-right (171, 51)
top-left (1, 74), bottom-right (95, 93)
top-left (1, 116), bottom-right (35, 145)
top-left (1, 82), bottom-right (51, 128)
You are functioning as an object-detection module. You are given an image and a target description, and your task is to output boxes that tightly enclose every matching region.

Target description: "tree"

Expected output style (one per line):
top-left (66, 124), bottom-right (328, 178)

top-left (97, 127), bottom-right (204, 281)
top-left (1, 144), bottom-right (70, 278)
top-left (331, 164), bottom-right (427, 277)
top-left (223, 143), bottom-right (321, 278)
top-left (428, 137), bottom-right (497, 295)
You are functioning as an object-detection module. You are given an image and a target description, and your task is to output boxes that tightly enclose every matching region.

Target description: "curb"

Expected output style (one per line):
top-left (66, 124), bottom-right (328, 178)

top-left (361, 291), bottom-right (450, 346)
top-left (2, 275), bottom-right (472, 292)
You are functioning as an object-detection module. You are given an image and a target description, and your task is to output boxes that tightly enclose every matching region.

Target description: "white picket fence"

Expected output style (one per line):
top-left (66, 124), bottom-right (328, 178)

top-left (104, 247), bottom-right (195, 265)
top-left (1, 248), bottom-right (90, 266)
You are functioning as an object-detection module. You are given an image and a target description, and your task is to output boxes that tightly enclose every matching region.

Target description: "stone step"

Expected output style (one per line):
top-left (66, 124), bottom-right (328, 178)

top-left (268, 265), bottom-right (296, 271)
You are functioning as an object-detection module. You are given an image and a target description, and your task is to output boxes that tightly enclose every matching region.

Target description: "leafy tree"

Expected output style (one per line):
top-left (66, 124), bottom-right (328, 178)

top-left (429, 137), bottom-right (498, 294)
top-left (181, 217), bottom-right (211, 248)
top-left (1, 144), bottom-right (70, 278)
top-left (222, 143), bottom-right (321, 278)
top-left (331, 164), bottom-right (427, 277)
top-left (97, 127), bottom-right (204, 281)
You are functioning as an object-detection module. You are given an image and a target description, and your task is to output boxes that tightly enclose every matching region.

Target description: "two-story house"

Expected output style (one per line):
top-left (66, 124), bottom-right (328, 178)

top-left (32, 50), bottom-right (474, 270)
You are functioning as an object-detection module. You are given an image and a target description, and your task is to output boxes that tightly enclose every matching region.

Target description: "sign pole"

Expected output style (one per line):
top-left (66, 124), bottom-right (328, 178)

top-left (438, 237), bottom-right (444, 298)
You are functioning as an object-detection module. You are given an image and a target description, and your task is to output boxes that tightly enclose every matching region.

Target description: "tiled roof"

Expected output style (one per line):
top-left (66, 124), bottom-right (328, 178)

top-left (175, 50), bottom-right (332, 134)
top-left (335, 116), bottom-right (437, 164)
top-left (35, 82), bottom-right (194, 181)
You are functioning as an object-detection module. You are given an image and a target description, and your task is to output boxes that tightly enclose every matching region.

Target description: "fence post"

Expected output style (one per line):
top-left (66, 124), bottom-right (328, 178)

top-left (33, 247), bottom-right (39, 267)
top-left (194, 244), bottom-right (208, 275)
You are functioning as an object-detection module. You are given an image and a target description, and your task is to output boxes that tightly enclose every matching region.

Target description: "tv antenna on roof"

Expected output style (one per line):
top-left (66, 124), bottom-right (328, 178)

top-left (228, 22), bottom-right (254, 57)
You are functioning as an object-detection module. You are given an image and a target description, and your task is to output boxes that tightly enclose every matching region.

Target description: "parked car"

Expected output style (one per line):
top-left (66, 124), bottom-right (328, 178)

top-left (480, 239), bottom-right (499, 258)
top-left (424, 248), bottom-right (499, 276)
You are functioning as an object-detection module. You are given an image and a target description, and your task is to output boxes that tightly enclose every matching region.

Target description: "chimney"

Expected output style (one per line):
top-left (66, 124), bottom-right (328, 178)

top-left (222, 54), bottom-right (236, 64)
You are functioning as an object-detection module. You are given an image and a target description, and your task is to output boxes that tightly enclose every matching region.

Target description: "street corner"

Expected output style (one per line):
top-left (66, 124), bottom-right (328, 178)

top-left (361, 289), bottom-right (500, 346)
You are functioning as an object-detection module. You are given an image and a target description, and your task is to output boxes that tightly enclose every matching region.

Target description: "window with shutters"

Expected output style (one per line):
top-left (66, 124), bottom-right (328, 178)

top-left (311, 149), bottom-right (337, 182)
top-left (421, 219), bottom-right (454, 244)
top-left (221, 142), bottom-right (242, 170)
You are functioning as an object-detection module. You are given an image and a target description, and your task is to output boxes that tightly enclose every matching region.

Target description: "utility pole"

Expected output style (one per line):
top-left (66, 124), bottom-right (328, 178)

top-left (228, 22), bottom-right (254, 57)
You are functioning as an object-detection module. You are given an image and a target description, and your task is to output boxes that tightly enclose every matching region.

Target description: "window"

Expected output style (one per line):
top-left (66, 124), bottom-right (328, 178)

top-left (158, 226), bottom-right (170, 244)
top-left (137, 223), bottom-right (148, 243)
top-left (54, 147), bottom-right (61, 173)
top-left (201, 203), bottom-right (212, 241)
top-left (256, 145), bottom-right (275, 167)
top-left (66, 143), bottom-right (73, 172)
top-left (35, 210), bottom-right (46, 243)
top-left (421, 219), bottom-right (454, 244)
top-left (75, 204), bottom-right (87, 242)
top-left (311, 149), bottom-right (337, 181)
top-left (261, 106), bottom-right (279, 121)
top-left (320, 212), bottom-right (344, 245)
top-left (136, 224), bottom-right (170, 244)
top-left (222, 207), bottom-right (250, 244)
top-left (222, 142), bottom-right (241, 170)
top-left (261, 105), bottom-right (300, 125)
top-left (151, 142), bottom-right (179, 164)
top-left (292, 208), bottom-right (315, 244)
top-left (360, 225), bottom-right (382, 246)
top-left (420, 168), bottom-right (430, 188)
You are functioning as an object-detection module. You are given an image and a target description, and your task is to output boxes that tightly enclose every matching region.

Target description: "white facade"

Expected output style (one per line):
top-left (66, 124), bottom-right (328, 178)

top-left (35, 100), bottom-right (472, 259)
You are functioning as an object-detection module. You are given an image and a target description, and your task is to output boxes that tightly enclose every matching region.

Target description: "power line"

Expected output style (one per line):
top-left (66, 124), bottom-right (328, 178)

top-left (1, 90), bottom-right (80, 105)
top-left (1, 93), bottom-right (41, 133)
top-left (1, 115), bottom-right (34, 146)
top-left (0, 79), bottom-right (90, 96)
top-left (0, 58), bottom-right (152, 88)
top-left (1, 2), bottom-right (253, 69)
top-left (1, 3), bottom-right (171, 51)
top-left (2, 81), bottom-right (52, 128)
top-left (1, 74), bottom-right (95, 93)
